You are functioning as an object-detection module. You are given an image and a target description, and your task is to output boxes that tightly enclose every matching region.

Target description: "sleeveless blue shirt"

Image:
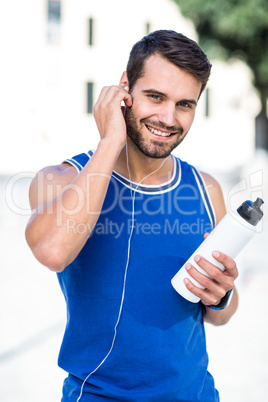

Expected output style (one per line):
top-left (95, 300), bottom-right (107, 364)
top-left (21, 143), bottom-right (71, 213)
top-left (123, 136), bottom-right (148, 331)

top-left (57, 151), bottom-right (219, 401)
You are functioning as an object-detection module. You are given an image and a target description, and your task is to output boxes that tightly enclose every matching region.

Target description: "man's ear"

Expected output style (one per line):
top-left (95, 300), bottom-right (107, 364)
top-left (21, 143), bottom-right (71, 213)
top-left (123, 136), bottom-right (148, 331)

top-left (119, 71), bottom-right (129, 91)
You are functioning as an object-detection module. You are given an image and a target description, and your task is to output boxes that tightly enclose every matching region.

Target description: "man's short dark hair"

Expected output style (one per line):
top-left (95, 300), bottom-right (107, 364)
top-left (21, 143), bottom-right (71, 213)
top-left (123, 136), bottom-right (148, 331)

top-left (126, 30), bottom-right (212, 97)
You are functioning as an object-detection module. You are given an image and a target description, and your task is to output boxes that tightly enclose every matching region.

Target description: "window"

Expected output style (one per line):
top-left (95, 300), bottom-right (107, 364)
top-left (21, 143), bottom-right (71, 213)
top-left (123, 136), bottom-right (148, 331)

top-left (47, 0), bottom-right (61, 44)
top-left (205, 88), bottom-right (210, 117)
top-left (87, 82), bottom-right (94, 114)
top-left (145, 22), bottom-right (151, 35)
top-left (88, 18), bottom-right (94, 46)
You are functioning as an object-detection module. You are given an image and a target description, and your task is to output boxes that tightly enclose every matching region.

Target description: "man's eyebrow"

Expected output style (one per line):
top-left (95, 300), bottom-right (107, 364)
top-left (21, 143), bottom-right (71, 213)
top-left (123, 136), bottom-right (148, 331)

top-left (142, 89), bottom-right (167, 97)
top-left (142, 89), bottom-right (197, 106)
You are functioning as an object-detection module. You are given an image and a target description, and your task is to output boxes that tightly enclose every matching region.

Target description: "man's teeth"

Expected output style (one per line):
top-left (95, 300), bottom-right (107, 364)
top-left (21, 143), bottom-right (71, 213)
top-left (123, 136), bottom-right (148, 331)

top-left (147, 126), bottom-right (172, 137)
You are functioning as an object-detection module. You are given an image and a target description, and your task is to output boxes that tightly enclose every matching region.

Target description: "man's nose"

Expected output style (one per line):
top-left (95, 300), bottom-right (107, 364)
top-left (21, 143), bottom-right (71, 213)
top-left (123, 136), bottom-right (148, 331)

top-left (158, 103), bottom-right (177, 128)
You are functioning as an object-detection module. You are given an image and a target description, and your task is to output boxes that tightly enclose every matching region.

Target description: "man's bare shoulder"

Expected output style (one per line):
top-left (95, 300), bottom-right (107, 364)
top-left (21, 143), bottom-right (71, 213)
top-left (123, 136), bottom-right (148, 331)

top-left (200, 172), bottom-right (221, 192)
top-left (200, 171), bottom-right (226, 224)
top-left (29, 162), bottom-right (78, 210)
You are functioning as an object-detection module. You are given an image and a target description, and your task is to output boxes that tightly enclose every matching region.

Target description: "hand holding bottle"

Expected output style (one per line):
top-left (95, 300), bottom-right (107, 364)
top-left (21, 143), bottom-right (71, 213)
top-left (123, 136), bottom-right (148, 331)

top-left (171, 198), bottom-right (264, 303)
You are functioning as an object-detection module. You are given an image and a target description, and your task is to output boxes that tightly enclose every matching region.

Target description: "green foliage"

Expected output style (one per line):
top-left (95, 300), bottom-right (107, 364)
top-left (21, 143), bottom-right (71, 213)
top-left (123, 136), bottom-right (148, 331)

top-left (173, 0), bottom-right (268, 88)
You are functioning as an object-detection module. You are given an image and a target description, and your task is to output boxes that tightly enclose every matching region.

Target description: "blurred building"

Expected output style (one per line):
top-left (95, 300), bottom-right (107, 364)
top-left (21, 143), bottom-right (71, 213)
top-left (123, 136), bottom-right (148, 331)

top-left (0, 0), bottom-right (261, 175)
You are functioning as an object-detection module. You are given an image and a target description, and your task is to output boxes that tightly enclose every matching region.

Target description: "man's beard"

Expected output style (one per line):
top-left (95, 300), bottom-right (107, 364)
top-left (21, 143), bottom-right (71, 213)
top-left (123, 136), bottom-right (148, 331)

top-left (125, 107), bottom-right (186, 159)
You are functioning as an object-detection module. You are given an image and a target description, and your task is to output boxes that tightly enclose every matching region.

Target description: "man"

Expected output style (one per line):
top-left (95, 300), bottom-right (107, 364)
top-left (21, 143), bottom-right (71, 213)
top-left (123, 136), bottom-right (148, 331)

top-left (26, 30), bottom-right (238, 401)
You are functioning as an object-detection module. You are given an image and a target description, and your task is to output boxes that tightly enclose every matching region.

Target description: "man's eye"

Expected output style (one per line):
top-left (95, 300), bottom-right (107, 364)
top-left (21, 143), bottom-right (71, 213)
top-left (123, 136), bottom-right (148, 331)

top-left (179, 101), bottom-right (190, 108)
top-left (150, 94), bottom-right (161, 100)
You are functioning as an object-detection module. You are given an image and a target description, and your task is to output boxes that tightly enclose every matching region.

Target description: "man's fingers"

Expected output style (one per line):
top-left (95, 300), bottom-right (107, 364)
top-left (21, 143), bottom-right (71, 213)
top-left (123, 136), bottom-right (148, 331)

top-left (184, 251), bottom-right (239, 305)
top-left (95, 85), bottom-right (132, 109)
top-left (212, 251), bottom-right (238, 273)
top-left (183, 275), bottom-right (225, 306)
top-left (185, 262), bottom-right (227, 298)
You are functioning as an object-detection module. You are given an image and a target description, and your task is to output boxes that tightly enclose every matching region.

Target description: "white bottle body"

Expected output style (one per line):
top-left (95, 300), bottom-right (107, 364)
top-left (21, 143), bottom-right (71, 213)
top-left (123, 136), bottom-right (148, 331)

top-left (171, 210), bottom-right (257, 303)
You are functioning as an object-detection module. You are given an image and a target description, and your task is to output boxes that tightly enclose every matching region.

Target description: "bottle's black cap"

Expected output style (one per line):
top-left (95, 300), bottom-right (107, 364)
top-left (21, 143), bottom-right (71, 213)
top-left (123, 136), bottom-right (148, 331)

top-left (237, 198), bottom-right (264, 226)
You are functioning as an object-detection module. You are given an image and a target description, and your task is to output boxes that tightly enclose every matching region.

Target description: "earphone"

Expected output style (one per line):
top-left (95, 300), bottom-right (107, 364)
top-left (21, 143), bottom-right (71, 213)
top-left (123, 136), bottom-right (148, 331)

top-left (77, 143), bottom-right (168, 401)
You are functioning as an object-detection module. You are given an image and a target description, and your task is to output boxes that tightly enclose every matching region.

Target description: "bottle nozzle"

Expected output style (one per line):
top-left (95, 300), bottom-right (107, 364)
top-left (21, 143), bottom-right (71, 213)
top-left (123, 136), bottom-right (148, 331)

top-left (254, 198), bottom-right (264, 209)
top-left (237, 197), bottom-right (264, 226)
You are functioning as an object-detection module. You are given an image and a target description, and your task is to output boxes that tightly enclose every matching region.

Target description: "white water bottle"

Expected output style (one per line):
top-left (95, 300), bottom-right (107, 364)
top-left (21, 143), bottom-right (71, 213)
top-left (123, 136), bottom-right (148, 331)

top-left (171, 198), bottom-right (264, 303)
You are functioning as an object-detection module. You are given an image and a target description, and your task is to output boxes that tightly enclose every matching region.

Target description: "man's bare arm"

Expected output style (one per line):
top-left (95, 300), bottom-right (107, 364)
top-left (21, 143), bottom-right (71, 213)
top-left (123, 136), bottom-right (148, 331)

top-left (25, 85), bottom-right (132, 272)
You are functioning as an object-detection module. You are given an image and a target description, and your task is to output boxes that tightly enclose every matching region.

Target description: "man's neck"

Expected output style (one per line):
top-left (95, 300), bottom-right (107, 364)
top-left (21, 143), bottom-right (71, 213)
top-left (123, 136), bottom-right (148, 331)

top-left (114, 145), bottom-right (174, 185)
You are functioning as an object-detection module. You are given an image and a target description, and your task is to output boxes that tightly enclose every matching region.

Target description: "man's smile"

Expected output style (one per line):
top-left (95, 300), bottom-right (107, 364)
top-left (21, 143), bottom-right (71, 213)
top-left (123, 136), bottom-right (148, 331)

top-left (146, 124), bottom-right (175, 137)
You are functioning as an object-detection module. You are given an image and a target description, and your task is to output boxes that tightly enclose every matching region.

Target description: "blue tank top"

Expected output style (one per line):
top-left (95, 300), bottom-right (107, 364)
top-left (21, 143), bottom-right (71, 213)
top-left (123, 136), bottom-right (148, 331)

top-left (57, 151), bottom-right (219, 401)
